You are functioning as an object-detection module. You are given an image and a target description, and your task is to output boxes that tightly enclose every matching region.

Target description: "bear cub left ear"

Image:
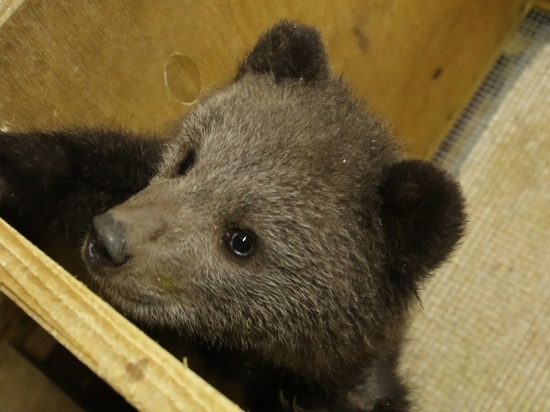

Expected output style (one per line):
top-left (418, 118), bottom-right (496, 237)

top-left (379, 159), bottom-right (467, 286)
top-left (236, 20), bottom-right (330, 83)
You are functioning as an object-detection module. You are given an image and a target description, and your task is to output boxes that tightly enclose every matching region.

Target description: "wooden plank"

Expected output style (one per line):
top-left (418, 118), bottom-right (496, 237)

top-left (0, 0), bottom-right (529, 158)
top-left (0, 342), bottom-right (83, 412)
top-left (0, 218), bottom-right (242, 412)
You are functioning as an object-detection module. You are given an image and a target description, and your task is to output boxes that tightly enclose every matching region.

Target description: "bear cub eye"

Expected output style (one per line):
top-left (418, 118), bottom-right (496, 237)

top-left (223, 228), bottom-right (256, 258)
top-left (177, 149), bottom-right (195, 176)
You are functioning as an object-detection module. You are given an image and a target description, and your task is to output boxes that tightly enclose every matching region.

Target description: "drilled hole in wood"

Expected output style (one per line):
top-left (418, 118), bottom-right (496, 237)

top-left (164, 54), bottom-right (201, 104)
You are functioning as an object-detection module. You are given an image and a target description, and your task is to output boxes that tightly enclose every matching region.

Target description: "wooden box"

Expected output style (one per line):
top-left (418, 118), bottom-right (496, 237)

top-left (0, 0), bottom-right (540, 410)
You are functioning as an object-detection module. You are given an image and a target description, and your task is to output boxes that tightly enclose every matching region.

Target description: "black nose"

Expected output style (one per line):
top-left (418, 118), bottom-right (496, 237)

top-left (86, 213), bottom-right (128, 267)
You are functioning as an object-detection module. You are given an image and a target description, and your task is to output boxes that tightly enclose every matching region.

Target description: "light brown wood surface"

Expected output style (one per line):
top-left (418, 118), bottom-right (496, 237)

top-left (0, 218), bottom-right (242, 412)
top-left (0, 0), bottom-right (529, 158)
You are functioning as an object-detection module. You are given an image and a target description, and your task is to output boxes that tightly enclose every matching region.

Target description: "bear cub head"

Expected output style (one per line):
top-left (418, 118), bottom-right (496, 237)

top-left (84, 21), bottom-right (466, 394)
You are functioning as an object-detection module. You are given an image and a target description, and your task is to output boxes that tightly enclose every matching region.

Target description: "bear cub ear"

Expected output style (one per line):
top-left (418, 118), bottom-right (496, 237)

top-left (236, 20), bottom-right (330, 83)
top-left (379, 159), bottom-right (467, 287)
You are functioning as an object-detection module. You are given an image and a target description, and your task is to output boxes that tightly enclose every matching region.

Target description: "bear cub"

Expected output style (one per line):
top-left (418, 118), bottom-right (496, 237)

top-left (0, 21), bottom-right (466, 412)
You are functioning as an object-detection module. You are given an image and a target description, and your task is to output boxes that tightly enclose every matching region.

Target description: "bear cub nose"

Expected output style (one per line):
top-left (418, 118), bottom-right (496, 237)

top-left (86, 213), bottom-right (129, 267)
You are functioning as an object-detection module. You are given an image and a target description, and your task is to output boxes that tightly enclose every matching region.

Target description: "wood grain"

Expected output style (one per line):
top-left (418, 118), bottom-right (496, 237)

top-left (0, 218), bottom-right (242, 412)
top-left (0, 0), bottom-right (529, 158)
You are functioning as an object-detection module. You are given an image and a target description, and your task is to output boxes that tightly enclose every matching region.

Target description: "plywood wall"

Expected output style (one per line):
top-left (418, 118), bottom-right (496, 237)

top-left (0, 0), bottom-right (529, 157)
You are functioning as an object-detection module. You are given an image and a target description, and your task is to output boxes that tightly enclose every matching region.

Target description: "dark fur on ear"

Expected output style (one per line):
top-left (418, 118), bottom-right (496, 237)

top-left (379, 159), bottom-right (466, 293)
top-left (236, 20), bottom-right (330, 83)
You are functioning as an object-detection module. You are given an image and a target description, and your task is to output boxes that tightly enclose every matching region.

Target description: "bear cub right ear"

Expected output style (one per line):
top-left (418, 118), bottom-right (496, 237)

top-left (379, 159), bottom-right (467, 290)
top-left (236, 20), bottom-right (330, 83)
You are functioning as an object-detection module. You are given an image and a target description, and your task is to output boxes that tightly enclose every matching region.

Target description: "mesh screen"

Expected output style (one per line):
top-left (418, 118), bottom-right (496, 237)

top-left (402, 8), bottom-right (550, 411)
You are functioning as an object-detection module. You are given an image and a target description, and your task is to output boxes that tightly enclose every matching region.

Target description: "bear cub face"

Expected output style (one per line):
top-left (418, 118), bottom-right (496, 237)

top-left (82, 22), bottom-right (466, 400)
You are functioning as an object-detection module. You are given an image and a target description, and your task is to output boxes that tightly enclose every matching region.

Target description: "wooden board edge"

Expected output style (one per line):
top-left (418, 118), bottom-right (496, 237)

top-left (0, 218), bottom-right (242, 412)
top-left (0, 0), bottom-right (25, 28)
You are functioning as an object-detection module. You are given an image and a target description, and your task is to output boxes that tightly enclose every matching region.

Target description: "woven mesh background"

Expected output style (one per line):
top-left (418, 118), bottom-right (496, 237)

top-left (401, 9), bottom-right (550, 412)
